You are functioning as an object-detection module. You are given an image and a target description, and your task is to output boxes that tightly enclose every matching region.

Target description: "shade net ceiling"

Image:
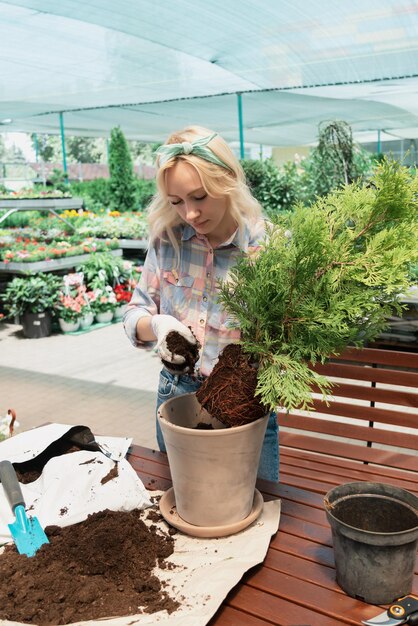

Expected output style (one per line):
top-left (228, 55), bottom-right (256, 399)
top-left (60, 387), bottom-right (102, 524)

top-left (1, 0), bottom-right (418, 146)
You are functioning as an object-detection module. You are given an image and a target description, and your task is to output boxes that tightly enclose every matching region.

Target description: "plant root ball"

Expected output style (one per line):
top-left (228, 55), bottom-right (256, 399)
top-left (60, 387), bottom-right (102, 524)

top-left (196, 344), bottom-right (267, 426)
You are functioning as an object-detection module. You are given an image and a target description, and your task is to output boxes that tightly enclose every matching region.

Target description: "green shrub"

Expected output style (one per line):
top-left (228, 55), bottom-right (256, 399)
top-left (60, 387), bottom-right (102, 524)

top-left (108, 127), bottom-right (137, 212)
top-left (0, 210), bottom-right (42, 228)
top-left (218, 158), bottom-right (418, 412)
top-left (77, 251), bottom-right (128, 288)
top-left (134, 178), bottom-right (155, 209)
top-left (3, 273), bottom-right (62, 316)
top-left (241, 159), bottom-right (301, 217)
top-left (69, 179), bottom-right (112, 211)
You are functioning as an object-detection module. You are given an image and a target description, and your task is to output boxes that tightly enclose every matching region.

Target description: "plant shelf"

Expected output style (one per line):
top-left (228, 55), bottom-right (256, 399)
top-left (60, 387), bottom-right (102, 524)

top-left (0, 249), bottom-right (122, 274)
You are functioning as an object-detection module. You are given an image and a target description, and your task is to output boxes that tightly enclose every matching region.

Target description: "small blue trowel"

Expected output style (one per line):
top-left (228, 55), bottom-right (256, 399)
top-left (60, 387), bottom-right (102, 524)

top-left (0, 460), bottom-right (49, 557)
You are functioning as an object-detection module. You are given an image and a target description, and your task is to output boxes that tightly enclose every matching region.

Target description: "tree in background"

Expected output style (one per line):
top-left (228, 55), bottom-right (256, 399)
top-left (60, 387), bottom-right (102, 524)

top-left (31, 134), bottom-right (106, 164)
top-left (31, 134), bottom-right (61, 162)
top-left (300, 120), bottom-right (373, 202)
top-left (108, 127), bottom-right (137, 212)
top-left (129, 140), bottom-right (161, 165)
top-left (66, 137), bottom-right (105, 163)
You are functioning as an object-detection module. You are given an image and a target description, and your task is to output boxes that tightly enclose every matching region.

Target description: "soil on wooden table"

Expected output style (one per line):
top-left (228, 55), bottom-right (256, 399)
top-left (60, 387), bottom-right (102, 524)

top-left (0, 506), bottom-right (180, 625)
top-left (196, 343), bottom-right (267, 426)
top-left (161, 329), bottom-right (200, 373)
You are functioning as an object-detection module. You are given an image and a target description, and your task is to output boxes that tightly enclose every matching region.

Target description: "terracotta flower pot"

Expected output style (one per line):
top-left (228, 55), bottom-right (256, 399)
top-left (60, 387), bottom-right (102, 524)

top-left (158, 392), bottom-right (269, 527)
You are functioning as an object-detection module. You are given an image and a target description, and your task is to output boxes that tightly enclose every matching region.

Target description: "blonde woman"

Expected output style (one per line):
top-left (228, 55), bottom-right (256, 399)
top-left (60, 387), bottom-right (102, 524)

top-left (124, 126), bottom-right (279, 482)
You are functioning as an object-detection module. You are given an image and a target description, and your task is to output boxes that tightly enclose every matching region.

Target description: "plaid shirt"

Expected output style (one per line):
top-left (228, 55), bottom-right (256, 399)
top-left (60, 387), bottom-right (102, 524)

top-left (124, 219), bottom-right (266, 376)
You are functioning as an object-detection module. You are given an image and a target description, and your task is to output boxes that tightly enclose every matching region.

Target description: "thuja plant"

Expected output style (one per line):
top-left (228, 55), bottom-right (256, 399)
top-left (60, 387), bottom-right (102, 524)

top-left (216, 158), bottom-right (418, 413)
top-left (108, 127), bottom-right (137, 212)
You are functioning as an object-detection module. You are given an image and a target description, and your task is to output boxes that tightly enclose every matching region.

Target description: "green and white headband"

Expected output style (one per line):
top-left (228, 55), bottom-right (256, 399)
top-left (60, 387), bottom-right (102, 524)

top-left (155, 133), bottom-right (231, 170)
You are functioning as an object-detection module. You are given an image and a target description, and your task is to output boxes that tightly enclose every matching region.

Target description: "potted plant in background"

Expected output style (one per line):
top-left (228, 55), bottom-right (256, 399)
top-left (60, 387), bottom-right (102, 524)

top-left (113, 283), bottom-right (132, 320)
top-left (59, 272), bottom-right (96, 331)
top-left (55, 292), bottom-right (83, 333)
top-left (79, 291), bottom-right (96, 330)
top-left (2, 272), bottom-right (61, 338)
top-left (91, 284), bottom-right (117, 324)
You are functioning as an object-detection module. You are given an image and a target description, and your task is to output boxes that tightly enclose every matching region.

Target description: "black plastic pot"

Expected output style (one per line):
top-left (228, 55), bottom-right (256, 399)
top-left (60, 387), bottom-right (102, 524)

top-left (324, 481), bottom-right (418, 604)
top-left (21, 310), bottom-right (52, 339)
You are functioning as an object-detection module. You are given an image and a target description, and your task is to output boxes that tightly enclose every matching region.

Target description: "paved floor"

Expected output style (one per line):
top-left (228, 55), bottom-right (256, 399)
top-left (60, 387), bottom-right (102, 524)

top-left (0, 320), bottom-right (162, 448)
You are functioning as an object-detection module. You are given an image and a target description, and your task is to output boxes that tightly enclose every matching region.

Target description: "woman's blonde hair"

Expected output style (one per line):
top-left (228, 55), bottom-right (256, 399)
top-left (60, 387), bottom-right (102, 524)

top-left (147, 126), bottom-right (262, 253)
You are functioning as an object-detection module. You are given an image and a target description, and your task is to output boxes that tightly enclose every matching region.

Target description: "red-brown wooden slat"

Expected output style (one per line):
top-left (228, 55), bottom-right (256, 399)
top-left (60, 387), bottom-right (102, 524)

top-left (280, 431), bottom-right (418, 471)
top-left (281, 459), bottom-right (418, 495)
top-left (245, 566), bottom-right (376, 625)
top-left (281, 414), bottom-right (418, 450)
top-left (279, 513), bottom-right (333, 546)
top-left (313, 362), bottom-right (418, 387)
top-left (265, 548), bottom-right (336, 590)
top-left (266, 547), bottom-right (418, 596)
top-left (227, 584), bottom-right (345, 626)
top-left (308, 398), bottom-right (417, 428)
top-left (336, 347), bottom-right (418, 368)
top-left (274, 497), bottom-right (329, 526)
top-left (128, 455), bottom-right (172, 480)
top-left (127, 445), bottom-right (167, 465)
top-left (281, 447), bottom-right (418, 486)
top-left (312, 380), bottom-right (418, 407)
top-left (279, 470), bottom-right (345, 495)
top-left (260, 481), bottom-right (326, 509)
top-left (275, 526), bottom-right (380, 573)
top-left (207, 605), bottom-right (270, 626)
top-left (281, 452), bottom-right (418, 494)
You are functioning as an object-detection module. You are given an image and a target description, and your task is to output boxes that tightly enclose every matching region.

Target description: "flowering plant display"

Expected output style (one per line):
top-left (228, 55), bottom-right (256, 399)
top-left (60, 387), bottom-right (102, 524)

top-left (55, 273), bottom-right (96, 322)
top-left (0, 188), bottom-right (72, 200)
top-left (0, 237), bottom-right (119, 263)
top-left (90, 285), bottom-right (117, 314)
top-left (78, 213), bottom-right (149, 239)
top-left (114, 284), bottom-right (132, 304)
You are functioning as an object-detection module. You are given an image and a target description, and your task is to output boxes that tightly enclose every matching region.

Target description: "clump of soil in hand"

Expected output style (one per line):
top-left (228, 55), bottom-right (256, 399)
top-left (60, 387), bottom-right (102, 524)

top-left (196, 343), bottom-right (267, 426)
top-left (0, 508), bottom-right (179, 625)
top-left (161, 329), bottom-right (200, 374)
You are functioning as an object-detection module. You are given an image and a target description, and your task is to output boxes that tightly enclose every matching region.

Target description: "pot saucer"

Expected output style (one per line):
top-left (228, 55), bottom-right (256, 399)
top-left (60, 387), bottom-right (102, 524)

top-left (159, 488), bottom-right (264, 538)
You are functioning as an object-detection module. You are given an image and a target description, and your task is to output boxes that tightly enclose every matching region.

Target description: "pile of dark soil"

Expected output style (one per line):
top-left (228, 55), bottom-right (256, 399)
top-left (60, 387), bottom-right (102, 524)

top-left (196, 343), bottom-right (267, 426)
top-left (0, 506), bottom-right (180, 625)
top-left (162, 330), bottom-right (200, 373)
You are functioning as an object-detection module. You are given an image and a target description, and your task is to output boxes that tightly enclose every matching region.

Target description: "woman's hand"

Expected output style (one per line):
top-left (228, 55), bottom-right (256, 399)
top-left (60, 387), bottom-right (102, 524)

top-left (151, 314), bottom-right (197, 366)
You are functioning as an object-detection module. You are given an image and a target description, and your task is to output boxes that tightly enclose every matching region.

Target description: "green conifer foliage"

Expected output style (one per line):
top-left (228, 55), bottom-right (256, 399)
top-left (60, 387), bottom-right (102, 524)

top-left (217, 159), bottom-right (418, 412)
top-left (108, 127), bottom-right (137, 212)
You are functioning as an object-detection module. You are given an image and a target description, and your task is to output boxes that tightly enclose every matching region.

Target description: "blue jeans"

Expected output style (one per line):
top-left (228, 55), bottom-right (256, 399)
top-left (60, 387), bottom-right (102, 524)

top-left (156, 368), bottom-right (279, 483)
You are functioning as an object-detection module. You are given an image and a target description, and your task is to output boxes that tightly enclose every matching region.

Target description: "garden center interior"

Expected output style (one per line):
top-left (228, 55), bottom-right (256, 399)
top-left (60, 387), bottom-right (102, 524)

top-left (0, 5), bottom-right (417, 626)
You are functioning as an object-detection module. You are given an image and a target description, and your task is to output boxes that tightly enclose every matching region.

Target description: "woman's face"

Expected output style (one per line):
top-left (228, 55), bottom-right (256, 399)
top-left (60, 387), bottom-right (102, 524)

top-left (165, 160), bottom-right (236, 246)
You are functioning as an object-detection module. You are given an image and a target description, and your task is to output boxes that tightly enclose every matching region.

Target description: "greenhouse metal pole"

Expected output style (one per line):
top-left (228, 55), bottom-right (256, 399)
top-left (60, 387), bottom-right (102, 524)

top-left (33, 133), bottom-right (39, 162)
top-left (237, 92), bottom-right (245, 159)
top-left (377, 129), bottom-right (381, 155)
top-left (59, 112), bottom-right (68, 182)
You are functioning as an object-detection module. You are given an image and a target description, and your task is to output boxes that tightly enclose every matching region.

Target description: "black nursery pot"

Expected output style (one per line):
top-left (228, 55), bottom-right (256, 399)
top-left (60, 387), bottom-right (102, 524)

top-left (324, 481), bottom-right (418, 604)
top-left (21, 311), bottom-right (52, 339)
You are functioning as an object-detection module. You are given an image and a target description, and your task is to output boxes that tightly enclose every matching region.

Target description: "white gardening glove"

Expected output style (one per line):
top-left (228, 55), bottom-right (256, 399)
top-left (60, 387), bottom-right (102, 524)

top-left (151, 314), bottom-right (197, 367)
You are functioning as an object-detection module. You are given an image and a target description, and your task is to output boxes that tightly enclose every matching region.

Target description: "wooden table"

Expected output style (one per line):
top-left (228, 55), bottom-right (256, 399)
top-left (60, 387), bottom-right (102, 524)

top-left (127, 444), bottom-right (418, 626)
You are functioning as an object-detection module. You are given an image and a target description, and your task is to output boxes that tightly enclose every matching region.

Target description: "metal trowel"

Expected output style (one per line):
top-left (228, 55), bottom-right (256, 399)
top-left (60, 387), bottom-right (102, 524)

top-left (0, 460), bottom-right (49, 557)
